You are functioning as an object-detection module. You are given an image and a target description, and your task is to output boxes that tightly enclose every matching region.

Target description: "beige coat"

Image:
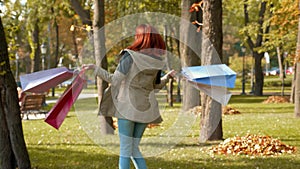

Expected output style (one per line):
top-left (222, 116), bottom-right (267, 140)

top-left (94, 49), bottom-right (170, 123)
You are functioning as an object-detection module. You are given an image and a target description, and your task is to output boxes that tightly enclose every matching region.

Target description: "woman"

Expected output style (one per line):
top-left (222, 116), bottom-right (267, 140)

top-left (84, 24), bottom-right (175, 169)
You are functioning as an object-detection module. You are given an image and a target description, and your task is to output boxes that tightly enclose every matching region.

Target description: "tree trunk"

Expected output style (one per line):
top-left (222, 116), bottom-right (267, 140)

top-left (180, 0), bottom-right (201, 111)
top-left (244, 1), bottom-right (270, 96)
top-left (32, 18), bottom-right (40, 72)
top-left (54, 12), bottom-right (59, 67)
top-left (70, 0), bottom-right (113, 133)
top-left (24, 52), bottom-right (31, 74)
top-left (253, 52), bottom-right (264, 96)
top-left (164, 25), bottom-right (174, 107)
top-left (200, 95), bottom-right (222, 141)
top-left (176, 38), bottom-right (182, 103)
top-left (200, 0), bottom-right (223, 142)
top-left (71, 20), bottom-right (79, 65)
top-left (0, 17), bottom-right (31, 169)
top-left (47, 22), bottom-right (51, 69)
top-left (290, 64), bottom-right (296, 103)
top-left (70, 0), bottom-right (93, 26)
top-left (276, 47), bottom-right (285, 96)
top-left (292, 0), bottom-right (300, 104)
top-left (295, 63), bottom-right (300, 117)
top-left (93, 0), bottom-right (113, 134)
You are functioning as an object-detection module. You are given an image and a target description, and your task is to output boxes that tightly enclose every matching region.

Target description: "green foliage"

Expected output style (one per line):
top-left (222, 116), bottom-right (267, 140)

top-left (2, 0), bottom-right (25, 58)
top-left (258, 0), bottom-right (297, 65)
top-left (230, 0), bottom-right (297, 67)
top-left (229, 54), bottom-right (253, 75)
top-left (112, 0), bottom-right (181, 17)
top-left (104, 0), bottom-right (182, 67)
top-left (2, 0), bottom-right (182, 74)
top-left (223, 0), bottom-right (258, 59)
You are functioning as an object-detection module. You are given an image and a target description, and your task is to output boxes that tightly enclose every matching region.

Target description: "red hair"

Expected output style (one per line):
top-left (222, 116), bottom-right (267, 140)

top-left (127, 24), bottom-right (166, 56)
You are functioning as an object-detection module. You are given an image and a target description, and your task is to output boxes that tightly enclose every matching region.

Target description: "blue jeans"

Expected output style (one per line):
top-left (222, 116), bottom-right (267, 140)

top-left (118, 118), bottom-right (148, 169)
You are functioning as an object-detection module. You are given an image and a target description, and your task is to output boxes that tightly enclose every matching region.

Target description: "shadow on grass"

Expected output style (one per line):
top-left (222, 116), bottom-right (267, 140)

top-left (148, 154), bottom-right (300, 169)
top-left (28, 143), bottom-right (300, 169)
top-left (229, 95), bottom-right (268, 104)
top-left (28, 146), bottom-right (119, 169)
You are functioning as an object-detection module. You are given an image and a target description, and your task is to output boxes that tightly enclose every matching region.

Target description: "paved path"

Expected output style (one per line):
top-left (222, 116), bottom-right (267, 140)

top-left (46, 91), bottom-right (290, 105)
top-left (46, 93), bottom-right (98, 104)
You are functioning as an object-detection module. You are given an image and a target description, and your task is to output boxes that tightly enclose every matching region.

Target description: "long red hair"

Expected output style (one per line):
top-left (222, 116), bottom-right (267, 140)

top-left (127, 24), bottom-right (166, 56)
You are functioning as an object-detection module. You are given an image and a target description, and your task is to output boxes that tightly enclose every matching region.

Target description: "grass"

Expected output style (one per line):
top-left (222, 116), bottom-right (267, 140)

top-left (22, 93), bottom-right (300, 169)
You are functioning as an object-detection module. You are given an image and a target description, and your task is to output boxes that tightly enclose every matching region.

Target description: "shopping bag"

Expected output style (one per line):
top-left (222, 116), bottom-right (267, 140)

top-left (190, 81), bottom-right (232, 105)
top-left (181, 64), bottom-right (236, 88)
top-left (181, 64), bottom-right (236, 105)
top-left (20, 67), bottom-right (74, 93)
top-left (44, 70), bottom-right (86, 129)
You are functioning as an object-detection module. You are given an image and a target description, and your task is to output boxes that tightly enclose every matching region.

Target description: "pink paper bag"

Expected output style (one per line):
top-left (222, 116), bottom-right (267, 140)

top-left (45, 70), bottom-right (86, 129)
top-left (20, 67), bottom-right (74, 93)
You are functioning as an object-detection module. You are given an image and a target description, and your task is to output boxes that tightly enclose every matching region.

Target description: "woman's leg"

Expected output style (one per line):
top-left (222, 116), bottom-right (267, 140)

top-left (118, 119), bottom-right (134, 169)
top-left (118, 119), bottom-right (148, 169)
top-left (131, 122), bottom-right (148, 169)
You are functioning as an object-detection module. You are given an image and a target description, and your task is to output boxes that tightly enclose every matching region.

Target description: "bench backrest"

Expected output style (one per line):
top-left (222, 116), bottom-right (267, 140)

top-left (20, 94), bottom-right (45, 111)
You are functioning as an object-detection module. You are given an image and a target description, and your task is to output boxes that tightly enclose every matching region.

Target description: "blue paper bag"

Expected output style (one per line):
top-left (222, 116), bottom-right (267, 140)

top-left (181, 64), bottom-right (236, 88)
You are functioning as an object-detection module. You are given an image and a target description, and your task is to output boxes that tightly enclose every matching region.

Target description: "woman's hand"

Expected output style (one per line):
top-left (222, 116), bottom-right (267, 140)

top-left (82, 64), bottom-right (96, 70)
top-left (165, 70), bottom-right (177, 80)
top-left (166, 70), bottom-right (177, 78)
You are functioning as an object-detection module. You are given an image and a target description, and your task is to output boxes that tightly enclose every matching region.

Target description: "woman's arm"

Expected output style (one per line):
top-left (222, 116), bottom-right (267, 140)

top-left (154, 70), bottom-right (176, 89)
top-left (93, 51), bottom-right (132, 86)
top-left (94, 67), bottom-right (114, 83)
top-left (154, 75), bottom-right (170, 89)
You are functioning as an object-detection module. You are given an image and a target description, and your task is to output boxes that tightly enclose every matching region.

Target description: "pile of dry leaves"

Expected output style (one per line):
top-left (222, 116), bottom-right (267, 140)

top-left (187, 106), bottom-right (241, 116)
top-left (209, 134), bottom-right (296, 156)
top-left (263, 96), bottom-right (290, 103)
top-left (187, 106), bottom-right (202, 116)
top-left (222, 106), bottom-right (241, 115)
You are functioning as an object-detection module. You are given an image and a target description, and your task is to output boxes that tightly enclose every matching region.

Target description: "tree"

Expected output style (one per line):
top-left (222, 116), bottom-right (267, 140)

top-left (70, 0), bottom-right (92, 26)
top-left (258, 0), bottom-right (298, 97)
top-left (70, 0), bottom-right (113, 134)
top-left (93, 0), bottom-right (113, 134)
top-left (180, 0), bottom-right (201, 111)
top-left (2, 0), bottom-right (31, 75)
top-left (242, 0), bottom-right (272, 96)
top-left (199, 0), bottom-right (223, 142)
top-left (0, 17), bottom-right (31, 169)
top-left (269, 0), bottom-right (299, 103)
top-left (164, 25), bottom-right (175, 107)
top-left (25, 0), bottom-right (51, 72)
top-left (223, 0), bottom-right (245, 65)
top-left (2, 0), bottom-right (82, 74)
top-left (295, 63), bottom-right (300, 117)
top-left (31, 14), bottom-right (41, 72)
top-left (295, 0), bottom-right (300, 118)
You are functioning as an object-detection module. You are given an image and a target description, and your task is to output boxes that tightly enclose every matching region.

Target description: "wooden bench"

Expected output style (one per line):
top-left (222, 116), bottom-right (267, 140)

top-left (20, 93), bottom-right (47, 120)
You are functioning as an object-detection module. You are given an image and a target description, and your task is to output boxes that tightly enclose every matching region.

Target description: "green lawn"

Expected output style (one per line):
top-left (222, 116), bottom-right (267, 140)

top-left (22, 94), bottom-right (300, 169)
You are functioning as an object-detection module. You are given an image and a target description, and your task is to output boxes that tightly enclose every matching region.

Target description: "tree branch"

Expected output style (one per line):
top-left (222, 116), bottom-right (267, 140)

top-left (244, 0), bottom-right (254, 49)
top-left (255, 1), bottom-right (267, 47)
top-left (70, 0), bottom-right (92, 26)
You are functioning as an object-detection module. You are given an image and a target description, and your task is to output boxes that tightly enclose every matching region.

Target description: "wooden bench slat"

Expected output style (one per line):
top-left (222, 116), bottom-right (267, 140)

top-left (20, 93), bottom-right (47, 120)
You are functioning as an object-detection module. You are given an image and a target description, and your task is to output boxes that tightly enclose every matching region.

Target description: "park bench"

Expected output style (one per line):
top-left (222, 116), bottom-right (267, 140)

top-left (20, 93), bottom-right (48, 120)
